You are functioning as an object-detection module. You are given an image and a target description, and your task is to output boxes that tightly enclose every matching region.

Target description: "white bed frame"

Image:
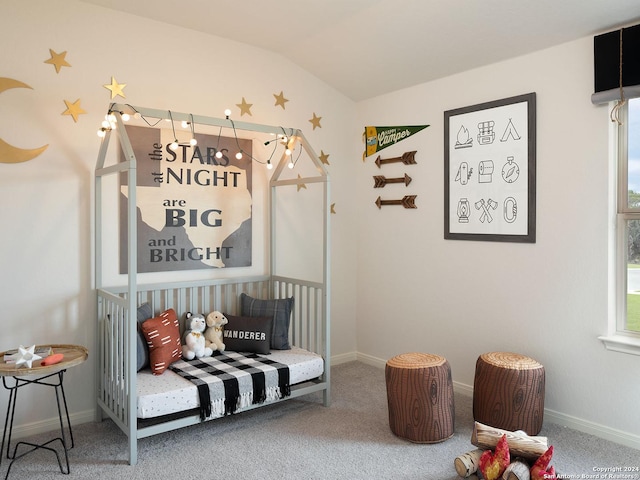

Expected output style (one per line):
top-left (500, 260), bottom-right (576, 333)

top-left (94, 104), bottom-right (331, 465)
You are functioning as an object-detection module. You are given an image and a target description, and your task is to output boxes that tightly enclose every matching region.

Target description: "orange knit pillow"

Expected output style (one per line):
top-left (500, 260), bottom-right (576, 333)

top-left (141, 308), bottom-right (181, 375)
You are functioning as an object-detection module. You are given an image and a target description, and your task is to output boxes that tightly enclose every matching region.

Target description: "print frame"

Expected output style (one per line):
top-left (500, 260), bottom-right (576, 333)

top-left (444, 92), bottom-right (536, 243)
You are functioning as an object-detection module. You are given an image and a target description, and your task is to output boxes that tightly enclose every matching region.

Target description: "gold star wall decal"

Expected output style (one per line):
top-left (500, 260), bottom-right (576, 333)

top-left (104, 76), bottom-right (126, 99)
top-left (236, 97), bottom-right (253, 116)
top-left (331, 203), bottom-right (336, 214)
top-left (62, 98), bottom-right (86, 122)
top-left (309, 112), bottom-right (322, 130)
top-left (319, 150), bottom-right (330, 165)
top-left (273, 91), bottom-right (289, 109)
top-left (44, 49), bottom-right (71, 73)
top-left (296, 174), bottom-right (307, 192)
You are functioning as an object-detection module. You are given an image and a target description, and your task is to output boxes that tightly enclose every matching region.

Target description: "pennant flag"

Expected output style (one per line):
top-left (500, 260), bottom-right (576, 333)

top-left (363, 125), bottom-right (429, 159)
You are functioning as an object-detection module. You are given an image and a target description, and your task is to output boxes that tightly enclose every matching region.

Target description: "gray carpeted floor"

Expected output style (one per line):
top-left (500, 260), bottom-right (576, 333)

top-left (2, 361), bottom-right (638, 479)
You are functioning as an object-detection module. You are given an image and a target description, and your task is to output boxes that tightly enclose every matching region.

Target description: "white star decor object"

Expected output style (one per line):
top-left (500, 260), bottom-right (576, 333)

top-left (15, 345), bottom-right (42, 368)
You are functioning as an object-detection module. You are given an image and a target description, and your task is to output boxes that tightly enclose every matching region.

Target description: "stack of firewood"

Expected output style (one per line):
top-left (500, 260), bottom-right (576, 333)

top-left (454, 422), bottom-right (556, 480)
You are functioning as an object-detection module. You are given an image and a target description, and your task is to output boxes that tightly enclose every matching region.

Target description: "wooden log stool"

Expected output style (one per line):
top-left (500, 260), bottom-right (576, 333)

top-left (385, 352), bottom-right (454, 443)
top-left (473, 351), bottom-right (545, 435)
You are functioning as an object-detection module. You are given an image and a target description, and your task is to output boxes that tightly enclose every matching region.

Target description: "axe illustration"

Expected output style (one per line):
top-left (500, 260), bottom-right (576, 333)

top-left (475, 198), bottom-right (498, 223)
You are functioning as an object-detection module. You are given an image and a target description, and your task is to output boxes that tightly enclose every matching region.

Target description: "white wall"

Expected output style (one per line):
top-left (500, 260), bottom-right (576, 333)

top-left (356, 38), bottom-right (640, 446)
top-left (0, 0), bottom-right (357, 434)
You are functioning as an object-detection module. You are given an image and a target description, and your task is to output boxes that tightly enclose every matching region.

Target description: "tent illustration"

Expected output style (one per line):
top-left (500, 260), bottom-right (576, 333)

top-left (500, 118), bottom-right (521, 142)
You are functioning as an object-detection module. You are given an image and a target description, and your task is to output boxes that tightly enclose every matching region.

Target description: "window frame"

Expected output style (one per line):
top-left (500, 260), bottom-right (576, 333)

top-left (600, 99), bottom-right (640, 355)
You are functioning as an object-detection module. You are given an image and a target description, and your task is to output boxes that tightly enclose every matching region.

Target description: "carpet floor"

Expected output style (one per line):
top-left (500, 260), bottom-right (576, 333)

top-left (1, 361), bottom-right (638, 479)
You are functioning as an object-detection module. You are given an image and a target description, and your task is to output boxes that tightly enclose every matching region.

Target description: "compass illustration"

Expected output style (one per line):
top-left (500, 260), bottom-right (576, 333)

top-left (501, 156), bottom-right (520, 183)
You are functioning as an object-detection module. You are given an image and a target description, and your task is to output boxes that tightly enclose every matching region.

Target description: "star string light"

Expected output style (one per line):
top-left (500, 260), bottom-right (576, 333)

top-left (44, 49), bottom-right (71, 73)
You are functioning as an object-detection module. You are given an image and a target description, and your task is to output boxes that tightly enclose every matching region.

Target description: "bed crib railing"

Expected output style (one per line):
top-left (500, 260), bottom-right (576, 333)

top-left (96, 275), bottom-right (330, 464)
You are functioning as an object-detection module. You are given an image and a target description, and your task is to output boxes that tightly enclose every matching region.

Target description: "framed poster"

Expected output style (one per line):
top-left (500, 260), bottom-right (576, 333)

top-left (444, 92), bottom-right (536, 243)
top-left (119, 124), bottom-right (253, 273)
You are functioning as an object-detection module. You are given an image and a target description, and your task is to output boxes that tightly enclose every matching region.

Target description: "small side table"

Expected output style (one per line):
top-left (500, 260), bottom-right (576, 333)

top-left (0, 344), bottom-right (88, 479)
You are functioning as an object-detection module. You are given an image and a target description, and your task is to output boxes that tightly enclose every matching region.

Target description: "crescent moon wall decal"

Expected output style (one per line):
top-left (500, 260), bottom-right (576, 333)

top-left (0, 138), bottom-right (49, 164)
top-left (0, 77), bottom-right (32, 93)
top-left (0, 77), bottom-right (49, 164)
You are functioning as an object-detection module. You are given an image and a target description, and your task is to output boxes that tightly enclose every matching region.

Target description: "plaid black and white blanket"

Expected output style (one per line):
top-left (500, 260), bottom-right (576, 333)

top-left (168, 351), bottom-right (290, 421)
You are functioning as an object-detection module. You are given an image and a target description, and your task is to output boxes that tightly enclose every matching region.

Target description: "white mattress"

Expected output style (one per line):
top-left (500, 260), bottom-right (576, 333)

top-left (137, 346), bottom-right (324, 419)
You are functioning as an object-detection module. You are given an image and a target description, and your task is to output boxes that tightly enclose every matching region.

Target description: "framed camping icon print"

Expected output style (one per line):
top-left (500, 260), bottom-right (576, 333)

top-left (444, 92), bottom-right (536, 243)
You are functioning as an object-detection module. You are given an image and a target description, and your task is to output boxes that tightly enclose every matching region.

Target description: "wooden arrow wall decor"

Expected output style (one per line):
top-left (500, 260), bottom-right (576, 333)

top-left (375, 150), bottom-right (417, 168)
top-left (375, 195), bottom-right (417, 209)
top-left (373, 173), bottom-right (412, 188)
top-left (371, 150), bottom-right (418, 212)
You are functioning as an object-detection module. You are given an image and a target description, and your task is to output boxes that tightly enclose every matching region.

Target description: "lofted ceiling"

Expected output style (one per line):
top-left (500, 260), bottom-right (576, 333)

top-left (82, 0), bottom-right (640, 102)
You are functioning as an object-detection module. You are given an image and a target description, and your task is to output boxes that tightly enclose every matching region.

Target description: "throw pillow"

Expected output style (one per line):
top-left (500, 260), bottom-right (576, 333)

top-left (240, 293), bottom-right (293, 350)
top-left (141, 308), bottom-right (181, 375)
top-left (136, 303), bottom-right (153, 371)
top-left (223, 314), bottom-right (273, 355)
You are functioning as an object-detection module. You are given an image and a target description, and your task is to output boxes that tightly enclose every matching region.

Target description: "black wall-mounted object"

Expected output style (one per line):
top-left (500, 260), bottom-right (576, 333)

top-left (592, 23), bottom-right (640, 104)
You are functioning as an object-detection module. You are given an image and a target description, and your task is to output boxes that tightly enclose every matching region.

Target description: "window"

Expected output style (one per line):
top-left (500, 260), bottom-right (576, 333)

top-left (619, 98), bottom-right (640, 333)
top-left (602, 97), bottom-right (640, 354)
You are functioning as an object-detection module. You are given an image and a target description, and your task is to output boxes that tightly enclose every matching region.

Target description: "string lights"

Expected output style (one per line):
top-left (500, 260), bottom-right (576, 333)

top-left (97, 112), bottom-right (116, 138)
top-left (214, 125), bottom-right (224, 160)
top-left (262, 127), bottom-right (299, 169)
top-left (188, 114), bottom-right (197, 146)
top-left (96, 104), bottom-right (300, 169)
top-left (179, 114), bottom-right (198, 146)
top-left (264, 135), bottom-right (286, 170)
top-left (167, 110), bottom-right (179, 150)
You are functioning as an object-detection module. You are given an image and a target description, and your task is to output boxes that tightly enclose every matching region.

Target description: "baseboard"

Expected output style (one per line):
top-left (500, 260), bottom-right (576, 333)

top-left (544, 408), bottom-right (640, 450)
top-left (9, 408), bottom-right (96, 440)
top-left (354, 351), bottom-right (386, 368)
top-left (452, 381), bottom-right (474, 397)
top-left (340, 350), bottom-right (640, 451)
top-left (330, 351), bottom-right (358, 365)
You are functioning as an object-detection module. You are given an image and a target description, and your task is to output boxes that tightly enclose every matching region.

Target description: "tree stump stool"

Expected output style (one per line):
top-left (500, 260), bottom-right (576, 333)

top-left (473, 351), bottom-right (545, 435)
top-left (385, 352), bottom-right (454, 443)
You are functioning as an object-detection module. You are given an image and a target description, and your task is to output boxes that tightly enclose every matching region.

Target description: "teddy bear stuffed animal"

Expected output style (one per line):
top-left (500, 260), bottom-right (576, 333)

top-left (204, 311), bottom-right (228, 352)
top-left (182, 312), bottom-right (213, 360)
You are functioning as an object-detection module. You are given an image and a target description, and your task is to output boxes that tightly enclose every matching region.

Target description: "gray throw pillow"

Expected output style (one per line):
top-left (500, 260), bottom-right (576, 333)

top-left (136, 303), bottom-right (154, 371)
top-left (240, 294), bottom-right (293, 350)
